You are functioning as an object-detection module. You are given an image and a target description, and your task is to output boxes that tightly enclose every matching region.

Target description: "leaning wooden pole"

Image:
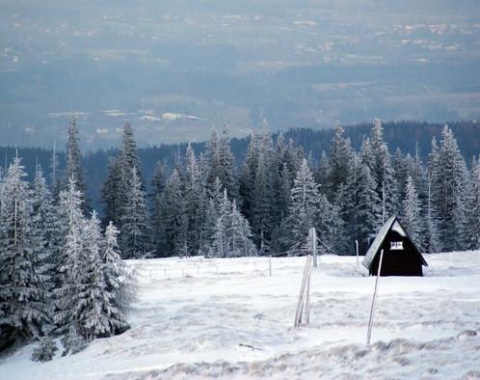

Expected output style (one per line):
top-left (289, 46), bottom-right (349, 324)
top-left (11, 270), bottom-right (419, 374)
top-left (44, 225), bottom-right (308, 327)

top-left (295, 255), bottom-right (313, 327)
top-left (367, 249), bottom-right (384, 345)
top-left (305, 268), bottom-right (311, 324)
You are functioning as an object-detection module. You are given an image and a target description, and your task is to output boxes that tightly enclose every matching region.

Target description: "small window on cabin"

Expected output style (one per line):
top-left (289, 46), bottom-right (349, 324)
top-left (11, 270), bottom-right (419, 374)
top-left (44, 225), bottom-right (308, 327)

top-left (390, 241), bottom-right (403, 250)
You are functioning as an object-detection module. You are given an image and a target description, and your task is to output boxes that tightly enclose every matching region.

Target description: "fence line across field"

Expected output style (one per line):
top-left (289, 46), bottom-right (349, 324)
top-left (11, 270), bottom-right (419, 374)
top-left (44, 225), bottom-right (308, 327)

top-left (134, 255), bottom-right (301, 279)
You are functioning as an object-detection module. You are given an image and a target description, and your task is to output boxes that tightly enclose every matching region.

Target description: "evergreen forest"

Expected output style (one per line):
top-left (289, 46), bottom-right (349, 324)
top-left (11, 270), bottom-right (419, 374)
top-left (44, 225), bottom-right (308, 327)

top-left (1, 118), bottom-right (480, 359)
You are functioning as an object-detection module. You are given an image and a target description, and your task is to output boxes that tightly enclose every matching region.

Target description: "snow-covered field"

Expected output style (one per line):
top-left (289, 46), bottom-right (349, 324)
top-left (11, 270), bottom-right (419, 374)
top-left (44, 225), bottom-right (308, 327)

top-left (2, 252), bottom-right (480, 379)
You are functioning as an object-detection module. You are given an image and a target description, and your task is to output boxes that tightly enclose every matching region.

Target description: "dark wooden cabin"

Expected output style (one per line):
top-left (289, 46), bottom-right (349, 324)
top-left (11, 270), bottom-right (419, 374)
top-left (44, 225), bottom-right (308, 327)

top-left (362, 215), bottom-right (428, 276)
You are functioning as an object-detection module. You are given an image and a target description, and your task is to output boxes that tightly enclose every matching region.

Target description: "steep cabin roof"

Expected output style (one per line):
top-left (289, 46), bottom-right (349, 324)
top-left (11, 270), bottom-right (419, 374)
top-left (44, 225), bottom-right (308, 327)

top-left (362, 215), bottom-right (428, 276)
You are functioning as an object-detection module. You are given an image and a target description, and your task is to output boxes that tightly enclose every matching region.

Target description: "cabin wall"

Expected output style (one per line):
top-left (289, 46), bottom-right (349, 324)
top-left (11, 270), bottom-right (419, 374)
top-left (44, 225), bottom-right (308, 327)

top-left (369, 231), bottom-right (423, 276)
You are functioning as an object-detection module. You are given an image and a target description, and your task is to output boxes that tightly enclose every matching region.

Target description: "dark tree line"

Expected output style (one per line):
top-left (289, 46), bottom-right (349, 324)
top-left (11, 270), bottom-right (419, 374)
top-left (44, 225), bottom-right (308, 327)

top-left (98, 119), bottom-right (480, 258)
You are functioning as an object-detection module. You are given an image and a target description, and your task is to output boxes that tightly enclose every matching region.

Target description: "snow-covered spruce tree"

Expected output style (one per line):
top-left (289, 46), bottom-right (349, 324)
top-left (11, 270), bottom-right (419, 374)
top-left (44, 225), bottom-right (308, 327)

top-left (81, 212), bottom-right (132, 340)
top-left (355, 139), bottom-right (383, 252)
top-left (119, 123), bottom-right (142, 176)
top-left (465, 157), bottom-right (480, 250)
top-left (270, 136), bottom-right (304, 253)
top-left (32, 166), bottom-right (58, 264)
top-left (208, 189), bottom-right (256, 257)
top-left (150, 161), bottom-right (168, 257)
top-left (78, 211), bottom-right (112, 341)
top-left (102, 123), bottom-right (150, 257)
top-left (63, 115), bottom-right (89, 214)
top-left (0, 158), bottom-right (53, 351)
top-left (200, 197), bottom-right (218, 256)
top-left (274, 162), bottom-right (293, 227)
top-left (429, 125), bottom-right (470, 252)
top-left (425, 137), bottom-right (442, 253)
top-left (209, 189), bottom-right (229, 258)
top-left (103, 221), bottom-right (136, 325)
top-left (230, 199), bottom-right (257, 257)
top-left (160, 167), bottom-right (188, 257)
top-left (101, 156), bottom-right (123, 228)
top-left (392, 148), bottom-right (408, 203)
top-left (49, 139), bottom-right (62, 204)
top-left (120, 166), bottom-right (151, 259)
top-left (271, 134), bottom-right (294, 228)
top-left (326, 124), bottom-right (356, 201)
top-left (401, 176), bottom-right (424, 251)
top-left (251, 150), bottom-right (273, 253)
top-left (369, 118), bottom-right (399, 222)
top-left (283, 158), bottom-right (321, 254)
top-left (204, 127), bottom-right (238, 200)
top-left (239, 131), bottom-right (260, 224)
top-left (184, 143), bottom-right (207, 256)
top-left (56, 180), bottom-right (133, 355)
top-left (218, 125), bottom-right (239, 200)
top-left (317, 124), bottom-right (355, 254)
top-left (29, 165), bottom-right (58, 360)
top-left (54, 177), bottom-right (88, 354)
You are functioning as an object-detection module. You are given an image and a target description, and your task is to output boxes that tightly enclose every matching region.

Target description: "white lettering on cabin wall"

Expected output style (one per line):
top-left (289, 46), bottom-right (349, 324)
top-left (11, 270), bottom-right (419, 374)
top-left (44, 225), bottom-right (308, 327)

top-left (390, 241), bottom-right (404, 250)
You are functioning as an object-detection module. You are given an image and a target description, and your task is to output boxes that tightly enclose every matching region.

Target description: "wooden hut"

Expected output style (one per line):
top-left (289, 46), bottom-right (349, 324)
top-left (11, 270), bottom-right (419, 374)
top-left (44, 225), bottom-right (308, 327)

top-left (362, 215), bottom-right (428, 276)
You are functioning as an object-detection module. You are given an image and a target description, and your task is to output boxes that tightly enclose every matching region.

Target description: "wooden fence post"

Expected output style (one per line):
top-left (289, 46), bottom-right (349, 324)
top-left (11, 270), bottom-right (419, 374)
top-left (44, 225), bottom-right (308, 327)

top-left (367, 249), bottom-right (384, 345)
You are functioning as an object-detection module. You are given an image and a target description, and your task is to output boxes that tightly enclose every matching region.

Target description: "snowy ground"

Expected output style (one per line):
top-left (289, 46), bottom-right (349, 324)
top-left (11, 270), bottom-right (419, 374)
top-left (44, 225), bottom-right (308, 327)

top-left (1, 252), bottom-right (480, 379)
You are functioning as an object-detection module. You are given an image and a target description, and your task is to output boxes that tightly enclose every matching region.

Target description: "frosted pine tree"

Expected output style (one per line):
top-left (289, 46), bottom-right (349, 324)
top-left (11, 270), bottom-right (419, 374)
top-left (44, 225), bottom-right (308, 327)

top-left (160, 167), bottom-right (188, 256)
top-left (405, 147), bottom-right (430, 251)
top-left (203, 129), bottom-right (222, 194)
top-left (150, 161), bottom-right (168, 256)
top-left (392, 148), bottom-right (408, 202)
top-left (209, 190), bottom-right (256, 257)
top-left (465, 158), bottom-right (480, 250)
top-left (120, 167), bottom-right (151, 259)
top-left (430, 126), bottom-right (470, 251)
top-left (271, 134), bottom-right (294, 232)
top-left (327, 124), bottom-right (356, 200)
top-left (30, 165), bottom-right (58, 359)
top-left (80, 211), bottom-right (112, 340)
top-left (184, 143), bottom-right (207, 255)
top-left (230, 199), bottom-right (257, 257)
top-left (64, 116), bottom-right (89, 213)
top-left (103, 123), bottom-right (149, 256)
top-left (355, 139), bottom-right (383, 251)
top-left (369, 118), bottom-right (399, 222)
top-left (0, 158), bottom-right (53, 348)
top-left (239, 131), bottom-right (260, 224)
top-left (284, 159), bottom-right (320, 253)
top-left (103, 221), bottom-right (135, 326)
top-left (401, 176), bottom-right (424, 251)
top-left (119, 123), bottom-right (142, 175)
top-left (251, 150), bottom-right (273, 253)
top-left (425, 137), bottom-right (442, 253)
top-left (101, 157), bottom-right (122, 228)
top-left (200, 197), bottom-right (218, 256)
top-left (81, 212), bottom-right (131, 340)
top-left (31, 165), bottom-right (58, 272)
top-left (209, 190), bottom-right (230, 258)
top-left (54, 177), bottom-right (88, 354)
top-left (218, 126), bottom-right (238, 199)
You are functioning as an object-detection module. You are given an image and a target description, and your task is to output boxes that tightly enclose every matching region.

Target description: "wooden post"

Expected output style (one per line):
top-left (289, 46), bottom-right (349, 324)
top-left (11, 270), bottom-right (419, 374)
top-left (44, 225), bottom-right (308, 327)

top-left (295, 255), bottom-right (313, 327)
top-left (367, 249), bottom-right (384, 345)
top-left (355, 240), bottom-right (359, 268)
top-left (269, 254), bottom-right (272, 277)
top-left (312, 228), bottom-right (318, 268)
top-left (305, 270), bottom-right (311, 324)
